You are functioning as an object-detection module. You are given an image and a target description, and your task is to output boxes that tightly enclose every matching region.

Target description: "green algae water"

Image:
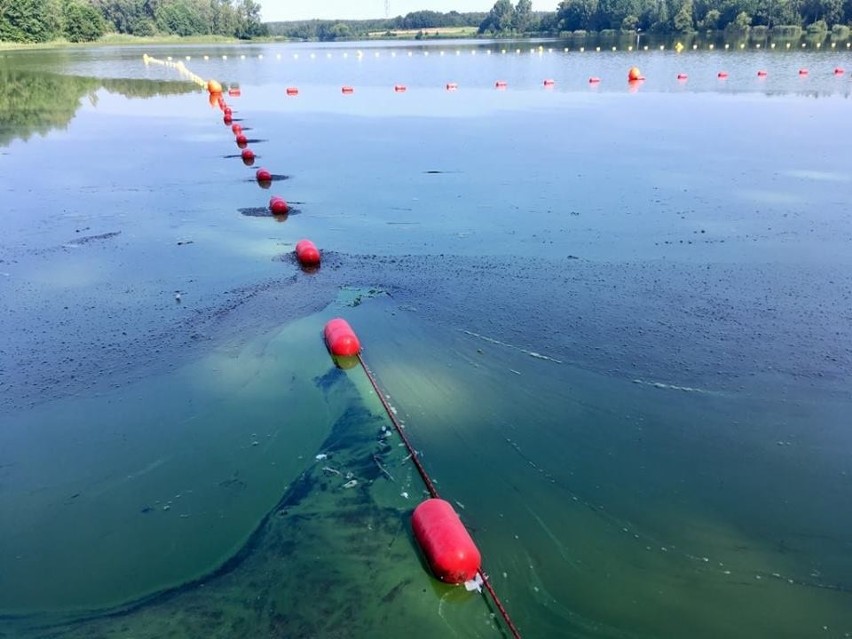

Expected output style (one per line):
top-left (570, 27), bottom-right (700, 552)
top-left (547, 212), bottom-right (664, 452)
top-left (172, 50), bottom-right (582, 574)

top-left (1, 41), bottom-right (851, 638)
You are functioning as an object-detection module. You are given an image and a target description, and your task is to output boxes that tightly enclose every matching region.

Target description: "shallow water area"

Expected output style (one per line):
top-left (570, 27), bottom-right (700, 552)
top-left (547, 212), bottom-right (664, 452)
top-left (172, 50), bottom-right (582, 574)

top-left (1, 40), bottom-right (852, 638)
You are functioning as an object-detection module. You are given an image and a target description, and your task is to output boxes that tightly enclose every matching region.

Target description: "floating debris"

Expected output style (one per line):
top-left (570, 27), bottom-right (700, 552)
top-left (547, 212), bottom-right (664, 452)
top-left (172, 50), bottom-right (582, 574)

top-left (342, 479), bottom-right (358, 489)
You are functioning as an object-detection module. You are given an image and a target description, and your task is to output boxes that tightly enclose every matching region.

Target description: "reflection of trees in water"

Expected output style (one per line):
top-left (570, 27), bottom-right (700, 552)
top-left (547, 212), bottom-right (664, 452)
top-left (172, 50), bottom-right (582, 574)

top-left (0, 67), bottom-right (198, 146)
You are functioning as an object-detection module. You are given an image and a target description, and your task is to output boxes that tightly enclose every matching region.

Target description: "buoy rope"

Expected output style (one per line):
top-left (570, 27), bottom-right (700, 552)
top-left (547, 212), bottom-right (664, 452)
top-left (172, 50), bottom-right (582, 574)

top-left (356, 353), bottom-right (522, 639)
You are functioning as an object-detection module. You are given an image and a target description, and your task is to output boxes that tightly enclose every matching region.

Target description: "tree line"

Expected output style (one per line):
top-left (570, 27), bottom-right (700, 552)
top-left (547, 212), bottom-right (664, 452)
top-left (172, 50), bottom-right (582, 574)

top-left (271, 1), bottom-right (850, 41)
top-left (0, 0), bottom-right (266, 44)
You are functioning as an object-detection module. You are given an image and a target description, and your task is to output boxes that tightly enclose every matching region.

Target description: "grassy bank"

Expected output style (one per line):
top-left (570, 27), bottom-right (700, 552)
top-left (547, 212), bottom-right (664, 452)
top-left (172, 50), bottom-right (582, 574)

top-left (0, 34), bottom-right (251, 52)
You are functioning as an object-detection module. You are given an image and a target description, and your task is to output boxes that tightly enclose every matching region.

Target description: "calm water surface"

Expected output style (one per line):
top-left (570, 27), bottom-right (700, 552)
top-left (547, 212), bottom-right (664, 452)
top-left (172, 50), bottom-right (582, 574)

top-left (1, 40), bottom-right (851, 638)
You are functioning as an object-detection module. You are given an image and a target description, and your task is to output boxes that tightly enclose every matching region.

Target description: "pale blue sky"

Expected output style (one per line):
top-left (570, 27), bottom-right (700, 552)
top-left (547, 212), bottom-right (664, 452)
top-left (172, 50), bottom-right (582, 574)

top-left (260, 1), bottom-right (554, 22)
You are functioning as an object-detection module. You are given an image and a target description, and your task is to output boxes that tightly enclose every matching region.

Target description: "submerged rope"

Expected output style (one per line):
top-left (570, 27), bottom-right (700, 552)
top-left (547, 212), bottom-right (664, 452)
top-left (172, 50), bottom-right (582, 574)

top-left (356, 353), bottom-right (523, 639)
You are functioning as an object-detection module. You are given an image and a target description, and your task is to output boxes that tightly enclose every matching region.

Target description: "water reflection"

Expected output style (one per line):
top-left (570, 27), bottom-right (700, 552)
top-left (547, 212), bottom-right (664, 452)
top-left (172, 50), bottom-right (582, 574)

top-left (0, 63), bottom-right (198, 147)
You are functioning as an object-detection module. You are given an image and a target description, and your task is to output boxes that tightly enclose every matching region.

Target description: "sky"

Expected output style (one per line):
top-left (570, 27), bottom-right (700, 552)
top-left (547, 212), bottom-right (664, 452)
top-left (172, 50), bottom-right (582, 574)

top-left (259, 1), bottom-right (554, 22)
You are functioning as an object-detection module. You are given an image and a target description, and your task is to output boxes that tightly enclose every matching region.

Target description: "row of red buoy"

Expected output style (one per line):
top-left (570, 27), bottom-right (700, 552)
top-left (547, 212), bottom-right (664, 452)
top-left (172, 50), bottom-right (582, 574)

top-left (278, 66), bottom-right (845, 95)
top-left (208, 79), bottom-right (319, 269)
top-left (204, 76), bottom-right (514, 635)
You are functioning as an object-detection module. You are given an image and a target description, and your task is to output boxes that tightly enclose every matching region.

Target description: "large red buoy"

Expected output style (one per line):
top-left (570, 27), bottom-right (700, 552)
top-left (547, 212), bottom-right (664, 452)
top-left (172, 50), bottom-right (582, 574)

top-left (295, 239), bottom-right (321, 266)
top-left (324, 318), bottom-right (361, 358)
top-left (412, 499), bottom-right (481, 585)
top-left (256, 167), bottom-right (272, 182)
top-left (241, 148), bottom-right (255, 165)
top-left (628, 66), bottom-right (641, 81)
top-left (269, 196), bottom-right (288, 215)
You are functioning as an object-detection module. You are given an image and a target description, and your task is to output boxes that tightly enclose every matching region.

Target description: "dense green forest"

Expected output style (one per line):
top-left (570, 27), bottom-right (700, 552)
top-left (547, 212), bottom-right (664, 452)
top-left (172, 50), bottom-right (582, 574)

top-left (0, 0), bottom-right (266, 43)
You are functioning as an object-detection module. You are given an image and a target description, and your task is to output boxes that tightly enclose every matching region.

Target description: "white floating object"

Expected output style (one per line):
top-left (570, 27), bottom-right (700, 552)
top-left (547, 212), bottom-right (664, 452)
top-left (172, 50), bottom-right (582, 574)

top-left (315, 453), bottom-right (328, 460)
top-left (464, 573), bottom-right (484, 592)
top-left (342, 479), bottom-right (358, 489)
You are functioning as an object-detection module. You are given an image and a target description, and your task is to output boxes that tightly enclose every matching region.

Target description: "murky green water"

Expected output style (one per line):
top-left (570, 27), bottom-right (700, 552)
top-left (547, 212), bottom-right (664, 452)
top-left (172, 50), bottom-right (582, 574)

top-left (1, 41), bottom-right (851, 638)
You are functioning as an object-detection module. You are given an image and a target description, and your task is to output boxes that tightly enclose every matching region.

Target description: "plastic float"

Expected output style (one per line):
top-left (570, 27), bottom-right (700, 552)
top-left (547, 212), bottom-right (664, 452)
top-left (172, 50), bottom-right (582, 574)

top-left (757, 70), bottom-right (768, 77)
top-left (588, 77), bottom-right (601, 84)
top-left (341, 86), bottom-right (354, 94)
top-left (543, 79), bottom-right (555, 87)
top-left (627, 66), bottom-right (641, 81)
top-left (235, 133), bottom-right (248, 148)
top-left (799, 68), bottom-right (809, 75)
top-left (835, 67), bottom-right (845, 75)
top-left (286, 87), bottom-right (299, 96)
top-left (412, 499), bottom-right (481, 585)
top-left (445, 82), bottom-right (458, 91)
top-left (228, 87), bottom-right (241, 97)
top-left (269, 196), bottom-right (288, 215)
top-left (231, 123), bottom-right (243, 135)
top-left (677, 73), bottom-right (688, 80)
top-left (255, 168), bottom-right (272, 188)
top-left (240, 148), bottom-right (255, 165)
top-left (495, 80), bottom-right (508, 89)
top-left (223, 114), bottom-right (232, 125)
top-left (295, 239), bottom-right (321, 267)
top-left (206, 79), bottom-right (222, 94)
top-left (394, 84), bottom-right (407, 92)
top-left (323, 318), bottom-right (361, 358)
top-left (717, 71), bottom-right (729, 79)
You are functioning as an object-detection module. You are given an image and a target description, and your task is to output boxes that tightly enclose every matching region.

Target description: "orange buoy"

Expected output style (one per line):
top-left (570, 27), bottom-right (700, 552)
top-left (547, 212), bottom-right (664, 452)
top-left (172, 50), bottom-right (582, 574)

top-left (588, 77), bottom-right (601, 84)
top-left (341, 86), bottom-right (354, 94)
top-left (757, 70), bottom-right (768, 77)
top-left (286, 87), bottom-right (299, 96)
top-left (324, 318), bottom-right (361, 358)
top-left (207, 79), bottom-right (223, 94)
top-left (236, 133), bottom-right (248, 148)
top-left (543, 79), bottom-right (555, 87)
top-left (717, 71), bottom-right (729, 79)
top-left (446, 82), bottom-right (458, 91)
top-left (269, 196), bottom-right (288, 215)
top-left (799, 68), bottom-right (808, 75)
top-left (495, 80), bottom-right (507, 89)
top-left (412, 499), bottom-right (481, 585)
top-left (677, 73), bottom-right (688, 80)
top-left (835, 67), bottom-right (845, 75)
top-left (295, 239), bottom-right (321, 266)
top-left (394, 84), bottom-right (407, 92)
top-left (628, 66), bottom-right (641, 81)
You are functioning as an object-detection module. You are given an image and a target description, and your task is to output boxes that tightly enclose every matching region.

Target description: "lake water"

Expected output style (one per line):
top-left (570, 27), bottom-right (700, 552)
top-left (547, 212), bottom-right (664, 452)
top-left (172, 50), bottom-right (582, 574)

top-left (1, 39), bottom-right (851, 638)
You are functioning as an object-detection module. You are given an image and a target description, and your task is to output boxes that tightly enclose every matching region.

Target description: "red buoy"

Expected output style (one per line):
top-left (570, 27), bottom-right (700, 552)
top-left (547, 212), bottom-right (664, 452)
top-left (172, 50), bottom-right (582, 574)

top-left (717, 71), bottom-right (729, 79)
top-left (446, 82), bottom-right (458, 91)
top-left (228, 87), bottom-right (241, 97)
top-left (628, 66), bottom-right (641, 81)
top-left (224, 107), bottom-right (232, 116)
top-left (295, 239), bottom-right (321, 266)
top-left (236, 133), bottom-right (248, 148)
top-left (223, 114), bottom-right (232, 125)
top-left (323, 318), bottom-right (361, 358)
top-left (231, 123), bottom-right (243, 134)
top-left (394, 84), bottom-right (407, 92)
top-left (543, 79), bottom-right (555, 87)
top-left (241, 148), bottom-right (255, 163)
top-left (757, 70), bottom-right (768, 77)
top-left (269, 196), bottom-right (288, 215)
top-left (835, 67), bottom-right (845, 75)
top-left (677, 73), bottom-right (688, 80)
top-left (412, 499), bottom-right (481, 585)
top-left (495, 80), bottom-right (508, 89)
top-left (588, 77), bottom-right (601, 84)
top-left (799, 68), bottom-right (808, 75)
top-left (286, 87), bottom-right (299, 96)
top-left (256, 167), bottom-right (272, 183)
top-left (341, 86), bottom-right (354, 94)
